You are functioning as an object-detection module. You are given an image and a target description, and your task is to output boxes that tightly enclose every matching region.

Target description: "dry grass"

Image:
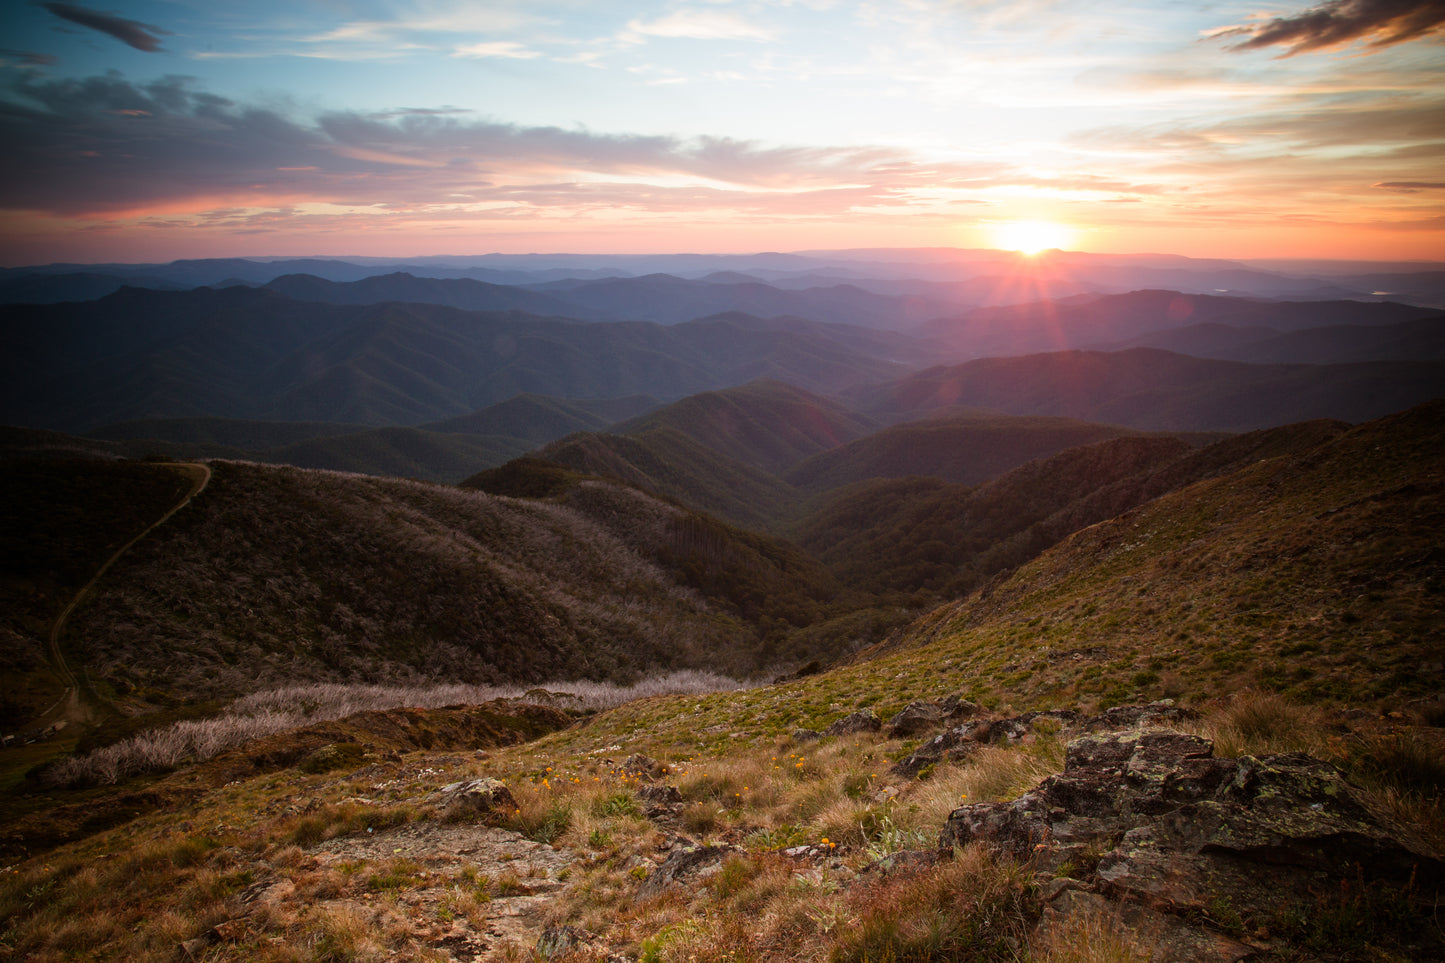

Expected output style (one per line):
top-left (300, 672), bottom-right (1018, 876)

top-left (1188, 690), bottom-right (1334, 758)
top-left (1186, 690), bottom-right (1445, 857)
top-left (1031, 902), bottom-right (1152, 963)
top-left (8, 676), bottom-right (1442, 963)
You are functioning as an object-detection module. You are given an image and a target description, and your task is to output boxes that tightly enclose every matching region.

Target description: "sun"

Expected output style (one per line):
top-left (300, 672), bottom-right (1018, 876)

top-left (991, 220), bottom-right (1074, 255)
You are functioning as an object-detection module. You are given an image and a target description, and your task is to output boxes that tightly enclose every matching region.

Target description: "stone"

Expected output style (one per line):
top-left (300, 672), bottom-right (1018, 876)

top-left (890, 719), bottom-right (997, 778)
top-left (824, 710), bottom-right (882, 737)
top-left (536, 924), bottom-right (587, 958)
top-left (637, 784), bottom-right (683, 805)
top-left (937, 695), bottom-right (983, 721)
top-left (622, 754), bottom-right (666, 780)
top-left (637, 844), bottom-right (734, 901)
top-left (941, 726), bottom-right (1444, 962)
top-left (887, 701), bottom-right (944, 737)
top-left (438, 777), bottom-right (518, 815)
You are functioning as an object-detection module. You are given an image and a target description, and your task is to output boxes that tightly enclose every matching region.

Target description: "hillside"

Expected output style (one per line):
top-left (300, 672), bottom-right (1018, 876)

top-left (844, 400), bottom-right (1444, 709)
top-left (259, 426), bottom-right (532, 482)
top-left (1, 457), bottom-right (196, 727)
top-left (88, 417), bottom-right (371, 450)
top-left (81, 395), bottom-right (665, 484)
top-left (787, 421), bottom-right (1349, 599)
top-left (609, 380), bottom-right (877, 474)
top-left (1, 403), bottom-right (1441, 963)
top-left (921, 289), bottom-right (1437, 358)
top-left (1, 456), bottom-right (847, 722)
top-left (423, 394), bottom-right (659, 443)
top-left (853, 347), bottom-right (1445, 430)
top-left (1, 289), bottom-right (924, 433)
top-left (521, 273), bottom-right (963, 328)
top-left (514, 428), bottom-right (802, 531)
top-left (265, 272), bottom-right (593, 318)
top-left (1110, 314), bottom-right (1445, 363)
top-left (785, 412), bottom-right (1143, 490)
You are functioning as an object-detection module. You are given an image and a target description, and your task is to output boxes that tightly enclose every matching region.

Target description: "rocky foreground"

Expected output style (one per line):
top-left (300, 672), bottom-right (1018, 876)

top-left (4, 697), bottom-right (1440, 963)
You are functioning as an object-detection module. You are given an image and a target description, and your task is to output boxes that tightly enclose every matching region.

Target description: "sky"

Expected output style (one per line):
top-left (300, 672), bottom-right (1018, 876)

top-left (0, 0), bottom-right (1442, 264)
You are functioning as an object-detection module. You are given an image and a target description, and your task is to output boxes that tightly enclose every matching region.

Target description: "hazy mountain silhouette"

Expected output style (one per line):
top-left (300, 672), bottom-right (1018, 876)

top-left (265, 272), bottom-right (597, 319)
top-left (1, 288), bottom-right (921, 433)
top-left (1106, 315), bottom-right (1445, 364)
top-left (921, 289), bottom-right (1436, 359)
top-left (851, 347), bottom-right (1445, 431)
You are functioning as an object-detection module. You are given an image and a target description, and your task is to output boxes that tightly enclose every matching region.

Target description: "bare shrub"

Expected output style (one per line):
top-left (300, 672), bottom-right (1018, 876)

top-left (46, 672), bottom-right (747, 787)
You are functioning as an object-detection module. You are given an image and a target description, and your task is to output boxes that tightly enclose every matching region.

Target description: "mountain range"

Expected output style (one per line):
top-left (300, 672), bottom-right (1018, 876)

top-left (3, 252), bottom-right (1443, 963)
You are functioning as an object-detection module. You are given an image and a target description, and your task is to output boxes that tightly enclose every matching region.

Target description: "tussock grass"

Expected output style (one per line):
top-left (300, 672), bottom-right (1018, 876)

top-left (1192, 690), bottom-right (1333, 758)
top-left (1032, 903), bottom-right (1151, 963)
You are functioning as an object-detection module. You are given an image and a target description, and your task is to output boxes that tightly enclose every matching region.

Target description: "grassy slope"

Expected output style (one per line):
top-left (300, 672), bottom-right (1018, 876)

top-left (1, 405), bottom-right (1441, 963)
top-left (788, 420), bottom-right (1352, 599)
top-left (850, 399), bottom-right (1445, 712)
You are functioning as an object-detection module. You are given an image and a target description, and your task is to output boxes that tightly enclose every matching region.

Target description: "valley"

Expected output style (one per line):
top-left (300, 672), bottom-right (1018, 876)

top-left (1, 249), bottom-right (1442, 962)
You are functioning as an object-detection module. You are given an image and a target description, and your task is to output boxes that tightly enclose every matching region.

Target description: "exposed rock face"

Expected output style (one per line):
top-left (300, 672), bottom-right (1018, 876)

top-left (638, 844), bottom-right (735, 901)
top-left (887, 695), bottom-right (984, 738)
top-left (890, 711), bottom-right (1065, 778)
top-left (891, 703), bottom-right (1177, 778)
top-left (637, 784), bottom-right (683, 806)
top-left (887, 701), bottom-right (944, 737)
top-left (942, 728), bottom-right (1443, 962)
top-left (824, 709), bottom-right (882, 737)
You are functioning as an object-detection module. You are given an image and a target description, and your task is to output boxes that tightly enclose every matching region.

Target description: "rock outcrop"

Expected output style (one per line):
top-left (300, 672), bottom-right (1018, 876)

top-left (886, 695), bottom-right (982, 737)
top-left (824, 709), bottom-right (882, 737)
top-left (638, 844), bottom-right (736, 901)
top-left (435, 777), bottom-right (518, 814)
top-left (891, 707), bottom-right (1078, 778)
top-left (942, 727), bottom-right (1443, 962)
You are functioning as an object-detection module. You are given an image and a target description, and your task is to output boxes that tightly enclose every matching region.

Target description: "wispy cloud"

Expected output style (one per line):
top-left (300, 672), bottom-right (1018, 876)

top-left (1214, 0), bottom-right (1445, 55)
top-left (0, 72), bottom-right (955, 220)
top-left (452, 41), bottom-right (540, 60)
top-left (1374, 180), bottom-right (1445, 191)
top-left (621, 9), bottom-right (776, 44)
top-left (41, 2), bottom-right (169, 53)
top-left (0, 48), bottom-right (58, 67)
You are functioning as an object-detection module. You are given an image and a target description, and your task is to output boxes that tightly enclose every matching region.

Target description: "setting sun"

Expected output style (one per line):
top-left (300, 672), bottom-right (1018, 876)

top-left (992, 221), bottom-right (1074, 255)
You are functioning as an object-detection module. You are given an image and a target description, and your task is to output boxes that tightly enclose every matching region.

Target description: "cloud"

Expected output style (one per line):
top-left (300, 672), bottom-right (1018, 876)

top-left (41, 2), bottom-right (169, 53)
top-left (452, 41), bottom-right (541, 59)
top-left (0, 71), bottom-right (955, 221)
top-left (622, 9), bottom-right (776, 43)
top-left (1215, 0), bottom-right (1445, 55)
top-left (1374, 180), bottom-right (1445, 190)
top-left (0, 48), bottom-right (58, 67)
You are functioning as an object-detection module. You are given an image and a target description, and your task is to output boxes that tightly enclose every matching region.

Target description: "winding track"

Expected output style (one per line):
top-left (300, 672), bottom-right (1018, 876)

top-left (37, 462), bottom-right (212, 729)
